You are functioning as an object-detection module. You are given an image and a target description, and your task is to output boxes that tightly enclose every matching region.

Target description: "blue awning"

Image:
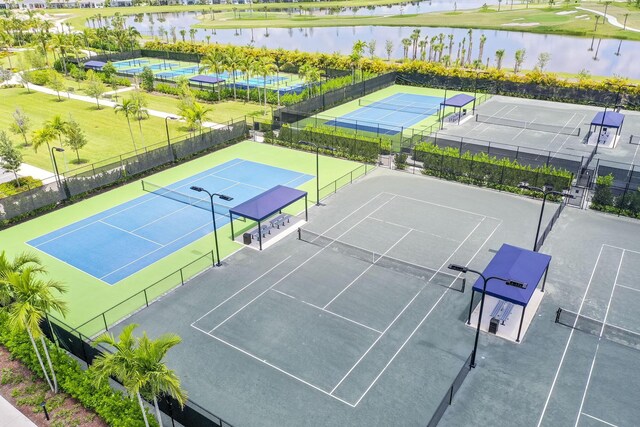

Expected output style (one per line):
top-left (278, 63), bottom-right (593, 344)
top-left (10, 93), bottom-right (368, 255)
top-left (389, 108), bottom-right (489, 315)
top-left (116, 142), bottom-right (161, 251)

top-left (591, 111), bottom-right (624, 128)
top-left (230, 185), bottom-right (307, 222)
top-left (442, 93), bottom-right (475, 108)
top-left (84, 60), bottom-right (106, 70)
top-left (472, 244), bottom-right (551, 306)
top-left (189, 75), bottom-right (224, 84)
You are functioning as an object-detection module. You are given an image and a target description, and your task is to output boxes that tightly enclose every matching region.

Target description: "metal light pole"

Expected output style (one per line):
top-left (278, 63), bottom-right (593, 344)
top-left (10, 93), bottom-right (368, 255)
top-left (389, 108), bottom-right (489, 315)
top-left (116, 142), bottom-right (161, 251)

top-left (448, 264), bottom-right (526, 368)
top-left (190, 186), bottom-right (233, 266)
top-left (518, 182), bottom-right (573, 251)
top-left (165, 115), bottom-right (178, 161)
top-left (299, 140), bottom-right (331, 206)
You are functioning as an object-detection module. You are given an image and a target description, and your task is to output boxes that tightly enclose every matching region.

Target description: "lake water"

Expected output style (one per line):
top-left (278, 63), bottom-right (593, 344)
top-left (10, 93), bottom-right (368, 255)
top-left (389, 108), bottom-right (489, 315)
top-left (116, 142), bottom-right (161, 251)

top-left (112, 6), bottom-right (639, 79)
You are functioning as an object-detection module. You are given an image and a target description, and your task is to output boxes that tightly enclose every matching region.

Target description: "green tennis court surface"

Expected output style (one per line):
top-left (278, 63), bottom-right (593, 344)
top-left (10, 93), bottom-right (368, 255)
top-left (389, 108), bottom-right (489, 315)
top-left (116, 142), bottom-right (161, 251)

top-left (0, 141), bottom-right (361, 331)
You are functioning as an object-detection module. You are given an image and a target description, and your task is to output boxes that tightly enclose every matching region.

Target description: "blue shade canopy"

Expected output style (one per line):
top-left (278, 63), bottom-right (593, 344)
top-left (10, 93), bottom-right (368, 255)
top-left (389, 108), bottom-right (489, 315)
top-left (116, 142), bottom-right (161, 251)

top-left (472, 243), bottom-right (551, 306)
top-left (84, 60), bottom-right (106, 70)
top-left (591, 111), bottom-right (624, 128)
top-left (189, 75), bottom-right (224, 84)
top-left (230, 185), bottom-right (307, 222)
top-left (442, 93), bottom-right (475, 108)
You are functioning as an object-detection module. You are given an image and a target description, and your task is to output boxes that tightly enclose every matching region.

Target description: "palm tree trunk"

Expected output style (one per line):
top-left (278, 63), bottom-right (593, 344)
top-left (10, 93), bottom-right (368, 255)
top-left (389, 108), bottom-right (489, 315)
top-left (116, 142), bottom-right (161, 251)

top-left (40, 336), bottom-right (58, 393)
top-left (153, 397), bottom-right (164, 427)
top-left (276, 70), bottom-right (280, 107)
top-left (126, 117), bottom-right (138, 154)
top-left (136, 391), bottom-right (151, 427)
top-left (28, 330), bottom-right (54, 392)
top-left (137, 119), bottom-right (145, 148)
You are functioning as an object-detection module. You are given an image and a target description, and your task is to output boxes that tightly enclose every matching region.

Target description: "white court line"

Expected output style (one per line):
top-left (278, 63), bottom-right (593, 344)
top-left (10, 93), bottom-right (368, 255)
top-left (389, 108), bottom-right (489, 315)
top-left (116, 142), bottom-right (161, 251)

top-left (207, 196), bottom-right (398, 334)
top-left (460, 104), bottom-right (517, 137)
top-left (350, 217), bottom-right (501, 406)
top-left (206, 174), bottom-right (267, 191)
top-left (323, 228), bottom-right (412, 309)
top-left (382, 192), bottom-right (499, 221)
top-left (190, 323), bottom-right (356, 408)
top-left (367, 216), bottom-right (461, 244)
top-left (98, 220), bottom-right (163, 246)
top-left (271, 289), bottom-right (383, 334)
top-left (615, 283), bottom-right (640, 293)
top-left (511, 118), bottom-right (534, 141)
top-left (536, 245), bottom-right (607, 427)
top-left (330, 215), bottom-right (487, 396)
top-left (574, 250), bottom-right (625, 427)
top-left (581, 412), bottom-right (619, 427)
top-left (549, 112), bottom-right (585, 159)
top-left (190, 257), bottom-right (292, 326)
top-left (603, 244), bottom-right (640, 255)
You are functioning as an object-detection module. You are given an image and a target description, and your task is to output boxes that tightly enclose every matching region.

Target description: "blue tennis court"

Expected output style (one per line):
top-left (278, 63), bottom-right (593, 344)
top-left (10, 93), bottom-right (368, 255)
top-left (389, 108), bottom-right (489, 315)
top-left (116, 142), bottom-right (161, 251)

top-left (113, 59), bottom-right (150, 68)
top-left (326, 93), bottom-right (441, 135)
top-left (27, 159), bottom-right (313, 285)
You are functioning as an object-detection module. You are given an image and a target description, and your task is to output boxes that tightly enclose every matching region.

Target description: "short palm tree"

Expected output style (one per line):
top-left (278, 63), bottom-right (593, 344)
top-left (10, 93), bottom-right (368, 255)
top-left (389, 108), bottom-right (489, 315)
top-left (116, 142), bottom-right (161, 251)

top-left (44, 115), bottom-right (68, 148)
top-left (199, 50), bottom-right (226, 101)
top-left (114, 99), bottom-right (139, 154)
top-left (0, 250), bottom-right (43, 305)
top-left (2, 268), bottom-right (67, 393)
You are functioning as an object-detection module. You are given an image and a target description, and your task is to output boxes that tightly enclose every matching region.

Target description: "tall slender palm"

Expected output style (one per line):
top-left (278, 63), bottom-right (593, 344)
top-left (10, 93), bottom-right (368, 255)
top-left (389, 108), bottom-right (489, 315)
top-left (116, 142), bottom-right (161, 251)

top-left (239, 55), bottom-right (255, 103)
top-left (466, 28), bottom-right (474, 65)
top-left (478, 34), bottom-right (487, 63)
top-left (92, 324), bottom-right (151, 427)
top-left (495, 49), bottom-right (505, 70)
top-left (129, 92), bottom-right (149, 147)
top-left (401, 38), bottom-right (411, 60)
top-left (199, 50), bottom-right (226, 101)
top-left (410, 29), bottom-right (420, 60)
top-left (2, 268), bottom-right (67, 393)
top-left (137, 332), bottom-right (188, 427)
top-left (114, 99), bottom-right (139, 154)
top-left (258, 57), bottom-right (276, 113)
top-left (224, 47), bottom-right (243, 100)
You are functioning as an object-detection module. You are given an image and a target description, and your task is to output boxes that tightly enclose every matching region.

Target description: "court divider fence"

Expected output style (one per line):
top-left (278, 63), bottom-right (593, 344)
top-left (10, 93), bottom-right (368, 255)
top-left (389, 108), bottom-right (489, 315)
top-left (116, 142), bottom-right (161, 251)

top-left (427, 352), bottom-right (473, 427)
top-left (535, 196), bottom-right (568, 252)
top-left (555, 307), bottom-right (640, 351)
top-left (43, 313), bottom-right (234, 427)
top-left (0, 118), bottom-right (249, 225)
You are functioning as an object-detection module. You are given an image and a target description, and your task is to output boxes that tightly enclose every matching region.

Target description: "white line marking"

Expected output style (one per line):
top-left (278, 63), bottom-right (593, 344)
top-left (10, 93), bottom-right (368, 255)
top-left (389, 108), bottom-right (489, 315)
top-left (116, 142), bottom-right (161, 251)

top-left (574, 250), bottom-right (624, 427)
top-left (208, 197), bottom-right (398, 334)
top-left (98, 220), bottom-right (163, 246)
top-left (367, 216), bottom-right (461, 243)
top-left (331, 215), bottom-right (487, 396)
top-left (323, 228), bottom-right (413, 309)
top-left (190, 323), bottom-right (356, 407)
top-left (191, 257), bottom-right (292, 326)
top-left (270, 289), bottom-right (383, 334)
top-left (615, 283), bottom-right (640, 293)
top-left (536, 245), bottom-right (607, 427)
top-left (383, 192), bottom-right (499, 221)
top-left (602, 243), bottom-right (640, 255)
top-left (581, 412), bottom-right (619, 427)
top-left (350, 217), bottom-right (502, 405)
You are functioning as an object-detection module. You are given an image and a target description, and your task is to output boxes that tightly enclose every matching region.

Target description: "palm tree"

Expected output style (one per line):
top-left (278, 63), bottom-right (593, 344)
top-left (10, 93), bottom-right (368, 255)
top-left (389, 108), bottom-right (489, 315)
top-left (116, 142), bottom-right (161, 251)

top-left (92, 324), bottom-right (152, 427)
top-left (179, 29), bottom-right (186, 42)
top-left (447, 33), bottom-right (454, 57)
top-left (401, 38), bottom-right (411, 60)
top-left (199, 50), bottom-right (226, 101)
top-left (189, 28), bottom-right (196, 43)
top-left (350, 40), bottom-right (366, 82)
top-left (129, 92), bottom-right (149, 147)
top-left (495, 49), bottom-right (505, 70)
top-left (137, 331), bottom-right (188, 427)
top-left (44, 115), bottom-right (68, 148)
top-left (180, 101), bottom-right (212, 133)
top-left (257, 56), bottom-right (276, 114)
top-left (0, 251), bottom-right (43, 305)
top-left (239, 55), bottom-right (255, 103)
top-left (224, 47), bottom-right (243, 100)
top-left (466, 28), bottom-right (473, 65)
top-left (478, 34), bottom-right (487, 63)
top-left (114, 99), bottom-right (139, 154)
top-left (418, 40), bottom-right (427, 61)
top-left (2, 268), bottom-right (67, 393)
top-left (409, 29), bottom-right (420, 60)
top-left (514, 48), bottom-right (526, 73)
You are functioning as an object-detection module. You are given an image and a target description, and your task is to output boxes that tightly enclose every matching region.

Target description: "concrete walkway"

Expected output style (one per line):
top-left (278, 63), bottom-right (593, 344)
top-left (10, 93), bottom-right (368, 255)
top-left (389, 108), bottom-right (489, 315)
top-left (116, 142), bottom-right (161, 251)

top-left (577, 7), bottom-right (640, 33)
top-left (0, 396), bottom-right (37, 427)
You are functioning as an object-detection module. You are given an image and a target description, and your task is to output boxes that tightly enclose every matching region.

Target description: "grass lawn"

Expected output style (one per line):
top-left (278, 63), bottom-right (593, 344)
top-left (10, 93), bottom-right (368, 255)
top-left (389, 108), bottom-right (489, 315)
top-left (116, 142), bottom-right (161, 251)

top-left (0, 87), bottom-right (184, 172)
top-left (0, 141), bottom-right (365, 333)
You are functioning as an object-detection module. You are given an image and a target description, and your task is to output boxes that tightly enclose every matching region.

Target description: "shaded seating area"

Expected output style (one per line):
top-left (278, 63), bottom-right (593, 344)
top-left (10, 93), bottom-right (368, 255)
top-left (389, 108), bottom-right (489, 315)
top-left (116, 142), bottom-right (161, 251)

top-left (468, 243), bottom-right (551, 342)
top-left (229, 185), bottom-right (308, 250)
top-left (439, 93), bottom-right (476, 128)
top-left (84, 60), bottom-right (106, 71)
top-left (189, 75), bottom-right (225, 90)
top-left (588, 111), bottom-right (625, 147)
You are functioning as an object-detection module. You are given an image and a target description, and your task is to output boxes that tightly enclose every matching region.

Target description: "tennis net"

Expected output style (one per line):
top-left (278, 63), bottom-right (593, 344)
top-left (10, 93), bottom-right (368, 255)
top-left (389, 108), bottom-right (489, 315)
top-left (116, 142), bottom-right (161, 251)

top-left (141, 180), bottom-right (235, 218)
top-left (555, 307), bottom-right (640, 351)
top-left (298, 228), bottom-right (464, 292)
top-left (358, 99), bottom-right (439, 116)
top-left (475, 114), bottom-right (581, 136)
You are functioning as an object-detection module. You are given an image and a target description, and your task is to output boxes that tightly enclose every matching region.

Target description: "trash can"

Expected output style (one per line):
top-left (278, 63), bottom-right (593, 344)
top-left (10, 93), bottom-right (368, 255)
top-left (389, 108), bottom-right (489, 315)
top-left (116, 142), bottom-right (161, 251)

top-left (489, 317), bottom-right (500, 334)
top-left (243, 233), bottom-right (252, 245)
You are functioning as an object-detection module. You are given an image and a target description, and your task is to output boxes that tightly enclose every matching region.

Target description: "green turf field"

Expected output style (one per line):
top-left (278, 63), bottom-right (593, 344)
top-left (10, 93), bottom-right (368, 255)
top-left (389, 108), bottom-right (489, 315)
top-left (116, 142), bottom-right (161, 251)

top-left (0, 141), bottom-right (365, 335)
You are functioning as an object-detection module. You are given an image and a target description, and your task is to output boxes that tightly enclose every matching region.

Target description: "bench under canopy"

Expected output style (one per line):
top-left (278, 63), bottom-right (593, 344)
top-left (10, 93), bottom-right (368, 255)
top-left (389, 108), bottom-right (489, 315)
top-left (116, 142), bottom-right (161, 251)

top-left (468, 243), bottom-right (552, 342)
top-left (229, 185), bottom-right (308, 250)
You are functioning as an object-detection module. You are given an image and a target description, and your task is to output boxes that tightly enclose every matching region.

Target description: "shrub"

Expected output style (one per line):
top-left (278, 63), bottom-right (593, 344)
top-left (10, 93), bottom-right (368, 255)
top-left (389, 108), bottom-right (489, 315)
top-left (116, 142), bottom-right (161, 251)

top-left (0, 176), bottom-right (42, 198)
top-left (394, 152), bottom-right (408, 170)
top-left (591, 174), bottom-right (614, 207)
top-left (27, 69), bottom-right (50, 86)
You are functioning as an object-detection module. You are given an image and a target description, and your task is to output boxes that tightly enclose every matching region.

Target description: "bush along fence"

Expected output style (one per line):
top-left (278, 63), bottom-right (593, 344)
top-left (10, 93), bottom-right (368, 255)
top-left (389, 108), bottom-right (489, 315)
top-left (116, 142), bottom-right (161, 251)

top-left (0, 119), bottom-right (249, 226)
top-left (590, 174), bottom-right (640, 219)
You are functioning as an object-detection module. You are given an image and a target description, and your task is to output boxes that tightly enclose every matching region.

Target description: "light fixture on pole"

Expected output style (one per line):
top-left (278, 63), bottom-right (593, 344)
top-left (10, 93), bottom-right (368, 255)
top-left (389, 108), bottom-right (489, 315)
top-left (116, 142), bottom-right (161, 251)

top-left (448, 263), bottom-right (526, 368)
top-left (190, 186), bottom-right (233, 266)
top-left (518, 182), bottom-right (574, 251)
top-left (298, 140), bottom-right (334, 206)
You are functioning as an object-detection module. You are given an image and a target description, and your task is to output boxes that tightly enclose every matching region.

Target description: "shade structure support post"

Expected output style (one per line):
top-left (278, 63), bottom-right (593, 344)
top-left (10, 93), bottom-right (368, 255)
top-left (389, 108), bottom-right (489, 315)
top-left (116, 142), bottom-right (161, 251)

top-left (305, 194), bottom-right (308, 221)
top-left (467, 289), bottom-right (475, 325)
top-left (258, 220), bottom-right (263, 250)
top-left (229, 212), bottom-right (234, 239)
top-left (541, 266), bottom-right (549, 292)
top-left (517, 306), bottom-right (526, 343)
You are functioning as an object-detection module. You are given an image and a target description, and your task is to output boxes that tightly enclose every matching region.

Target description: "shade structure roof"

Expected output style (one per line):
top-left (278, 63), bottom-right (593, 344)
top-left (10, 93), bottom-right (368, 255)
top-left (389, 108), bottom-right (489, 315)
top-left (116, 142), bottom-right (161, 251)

top-left (230, 185), bottom-right (307, 222)
top-left (84, 60), bottom-right (106, 70)
top-left (189, 75), bottom-right (224, 84)
top-left (442, 93), bottom-right (475, 108)
top-left (590, 111), bottom-right (624, 128)
top-left (472, 243), bottom-right (551, 306)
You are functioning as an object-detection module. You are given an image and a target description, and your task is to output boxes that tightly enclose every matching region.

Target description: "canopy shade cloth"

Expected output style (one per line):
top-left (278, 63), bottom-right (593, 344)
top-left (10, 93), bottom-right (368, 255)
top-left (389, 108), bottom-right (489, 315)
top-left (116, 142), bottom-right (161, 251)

top-left (84, 60), bottom-right (106, 70)
top-left (590, 111), bottom-right (624, 128)
top-left (469, 243), bottom-right (551, 341)
top-left (442, 93), bottom-right (475, 108)
top-left (189, 75), bottom-right (224, 84)
top-left (229, 185), bottom-right (308, 250)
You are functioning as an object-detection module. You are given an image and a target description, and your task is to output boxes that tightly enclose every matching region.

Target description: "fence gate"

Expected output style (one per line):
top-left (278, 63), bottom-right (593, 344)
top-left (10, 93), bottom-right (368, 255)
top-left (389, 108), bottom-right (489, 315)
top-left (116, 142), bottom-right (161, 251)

top-left (567, 185), bottom-right (588, 208)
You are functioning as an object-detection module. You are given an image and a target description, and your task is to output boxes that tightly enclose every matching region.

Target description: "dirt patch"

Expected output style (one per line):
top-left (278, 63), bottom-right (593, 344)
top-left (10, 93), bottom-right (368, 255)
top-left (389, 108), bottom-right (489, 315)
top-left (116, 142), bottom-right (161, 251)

top-left (0, 345), bottom-right (107, 427)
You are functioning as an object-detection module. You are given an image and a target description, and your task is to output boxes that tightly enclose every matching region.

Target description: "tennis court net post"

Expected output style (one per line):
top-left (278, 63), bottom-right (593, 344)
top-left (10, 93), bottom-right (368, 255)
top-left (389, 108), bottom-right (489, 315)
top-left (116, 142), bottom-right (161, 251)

top-left (298, 228), bottom-right (465, 292)
top-left (475, 114), bottom-right (581, 136)
top-left (555, 307), bottom-right (640, 351)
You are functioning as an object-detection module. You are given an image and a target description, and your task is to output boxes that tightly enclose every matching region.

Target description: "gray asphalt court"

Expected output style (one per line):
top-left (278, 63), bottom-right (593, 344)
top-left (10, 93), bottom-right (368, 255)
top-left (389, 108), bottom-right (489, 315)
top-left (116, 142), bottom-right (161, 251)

top-left (112, 167), bottom-right (564, 426)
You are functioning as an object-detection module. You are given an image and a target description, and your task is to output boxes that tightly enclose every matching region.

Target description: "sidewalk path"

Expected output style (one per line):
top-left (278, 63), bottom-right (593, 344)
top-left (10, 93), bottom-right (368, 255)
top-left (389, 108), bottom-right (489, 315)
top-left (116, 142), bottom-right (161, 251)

top-left (577, 7), bottom-right (640, 33)
top-left (0, 395), bottom-right (37, 427)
